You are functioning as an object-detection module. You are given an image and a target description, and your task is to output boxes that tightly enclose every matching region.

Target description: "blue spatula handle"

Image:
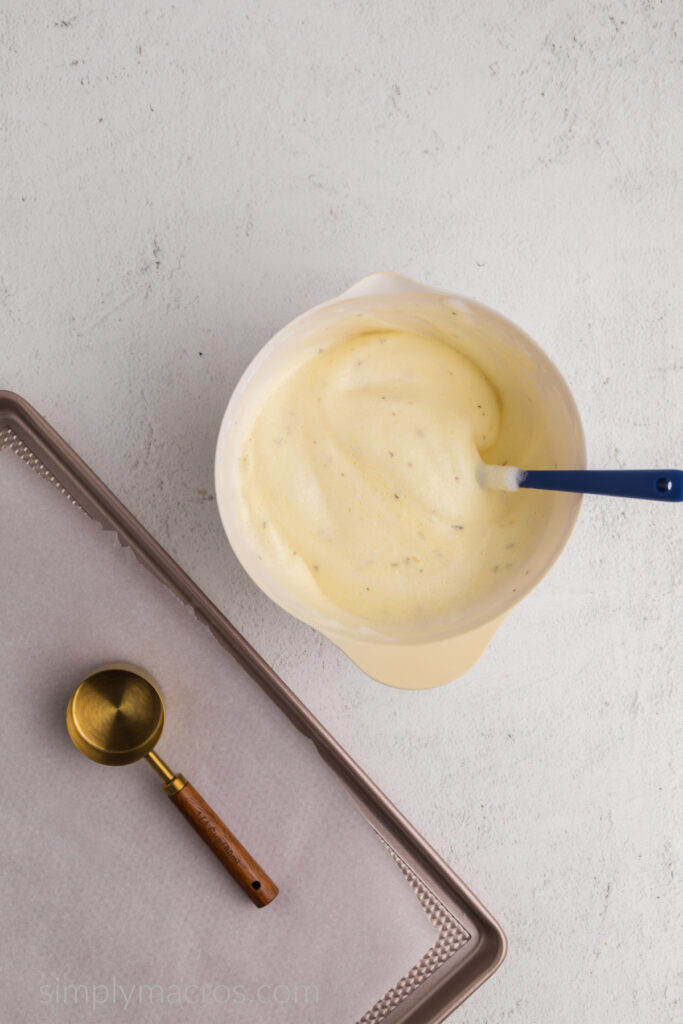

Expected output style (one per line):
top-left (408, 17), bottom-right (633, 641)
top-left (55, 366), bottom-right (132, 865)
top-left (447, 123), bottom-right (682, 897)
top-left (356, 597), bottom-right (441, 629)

top-left (520, 469), bottom-right (683, 502)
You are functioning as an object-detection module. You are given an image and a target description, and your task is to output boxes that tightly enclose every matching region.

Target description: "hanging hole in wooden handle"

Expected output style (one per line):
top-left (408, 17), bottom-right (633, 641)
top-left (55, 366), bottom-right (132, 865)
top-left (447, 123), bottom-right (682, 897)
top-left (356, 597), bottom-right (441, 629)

top-left (168, 780), bottom-right (278, 907)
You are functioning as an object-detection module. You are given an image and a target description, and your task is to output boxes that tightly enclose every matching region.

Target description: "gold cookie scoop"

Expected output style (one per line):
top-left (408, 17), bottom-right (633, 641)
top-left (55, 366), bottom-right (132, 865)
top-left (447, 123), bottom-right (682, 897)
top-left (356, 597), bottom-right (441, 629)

top-left (66, 662), bottom-right (278, 907)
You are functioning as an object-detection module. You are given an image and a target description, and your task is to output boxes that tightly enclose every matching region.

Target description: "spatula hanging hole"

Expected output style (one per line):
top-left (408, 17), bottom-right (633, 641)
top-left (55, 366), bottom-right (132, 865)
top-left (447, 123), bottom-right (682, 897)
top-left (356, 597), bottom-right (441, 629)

top-left (656, 476), bottom-right (672, 494)
top-left (251, 880), bottom-right (261, 890)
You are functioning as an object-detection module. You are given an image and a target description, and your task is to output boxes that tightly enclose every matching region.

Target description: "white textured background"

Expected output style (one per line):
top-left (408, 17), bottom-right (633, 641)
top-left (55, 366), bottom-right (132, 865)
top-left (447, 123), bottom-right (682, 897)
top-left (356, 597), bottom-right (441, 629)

top-left (2, 2), bottom-right (681, 1022)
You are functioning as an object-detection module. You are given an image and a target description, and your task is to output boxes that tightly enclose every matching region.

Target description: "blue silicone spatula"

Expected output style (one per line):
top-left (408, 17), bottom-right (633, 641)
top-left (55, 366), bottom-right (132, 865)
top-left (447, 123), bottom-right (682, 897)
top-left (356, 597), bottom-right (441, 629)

top-left (478, 466), bottom-right (683, 502)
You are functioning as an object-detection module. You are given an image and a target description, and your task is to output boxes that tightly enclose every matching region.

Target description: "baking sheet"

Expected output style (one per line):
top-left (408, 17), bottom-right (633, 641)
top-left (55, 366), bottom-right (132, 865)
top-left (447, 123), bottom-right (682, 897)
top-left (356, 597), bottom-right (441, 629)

top-left (0, 445), bottom-right (438, 1023)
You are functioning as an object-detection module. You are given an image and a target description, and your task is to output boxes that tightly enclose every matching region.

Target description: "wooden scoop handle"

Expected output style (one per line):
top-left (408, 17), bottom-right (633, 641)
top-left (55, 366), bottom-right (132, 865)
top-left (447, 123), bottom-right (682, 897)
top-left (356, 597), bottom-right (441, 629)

top-left (168, 780), bottom-right (278, 907)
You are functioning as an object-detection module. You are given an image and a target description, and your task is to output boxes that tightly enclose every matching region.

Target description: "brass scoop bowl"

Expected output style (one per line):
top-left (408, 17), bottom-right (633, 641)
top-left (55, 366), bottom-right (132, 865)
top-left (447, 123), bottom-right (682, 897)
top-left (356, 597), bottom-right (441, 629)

top-left (66, 662), bottom-right (278, 907)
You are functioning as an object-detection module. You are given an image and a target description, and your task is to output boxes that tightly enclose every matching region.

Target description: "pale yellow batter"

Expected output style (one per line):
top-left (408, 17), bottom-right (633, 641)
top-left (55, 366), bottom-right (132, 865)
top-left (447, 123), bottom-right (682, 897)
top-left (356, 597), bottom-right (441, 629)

top-left (236, 326), bottom-right (549, 625)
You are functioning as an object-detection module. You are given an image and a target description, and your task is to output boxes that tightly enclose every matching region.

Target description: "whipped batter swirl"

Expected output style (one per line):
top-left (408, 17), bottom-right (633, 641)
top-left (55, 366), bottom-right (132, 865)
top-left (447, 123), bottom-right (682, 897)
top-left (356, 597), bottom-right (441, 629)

top-left (236, 327), bottom-right (548, 624)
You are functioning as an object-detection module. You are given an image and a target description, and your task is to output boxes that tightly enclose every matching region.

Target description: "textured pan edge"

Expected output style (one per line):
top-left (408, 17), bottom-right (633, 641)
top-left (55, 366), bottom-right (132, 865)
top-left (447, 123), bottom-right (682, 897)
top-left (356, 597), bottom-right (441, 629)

top-left (358, 842), bottom-right (471, 1024)
top-left (0, 426), bottom-right (83, 507)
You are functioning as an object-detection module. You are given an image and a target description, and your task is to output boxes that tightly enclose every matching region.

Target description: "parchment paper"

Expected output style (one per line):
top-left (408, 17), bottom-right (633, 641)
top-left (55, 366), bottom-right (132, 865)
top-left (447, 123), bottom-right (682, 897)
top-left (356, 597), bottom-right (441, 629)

top-left (0, 447), bottom-right (437, 1023)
